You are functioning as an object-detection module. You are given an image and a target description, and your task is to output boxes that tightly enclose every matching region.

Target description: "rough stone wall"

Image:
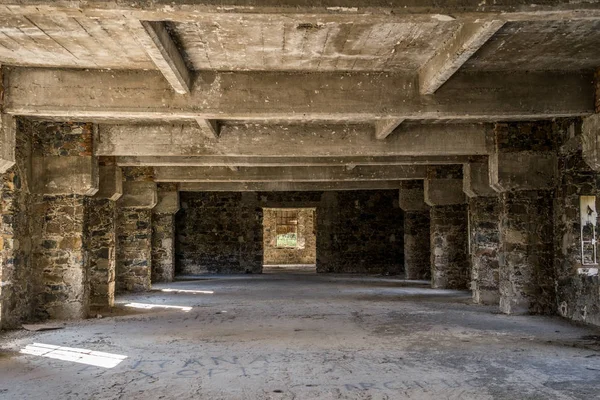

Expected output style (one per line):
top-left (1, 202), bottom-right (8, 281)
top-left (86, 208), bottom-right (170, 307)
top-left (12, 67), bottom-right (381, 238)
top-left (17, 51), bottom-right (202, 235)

top-left (86, 198), bottom-right (116, 308)
top-left (595, 68), bottom-right (599, 113)
top-left (0, 119), bottom-right (36, 329)
top-left (430, 204), bottom-right (469, 289)
top-left (116, 208), bottom-right (152, 291)
top-left (499, 191), bottom-right (555, 315)
top-left (404, 211), bottom-right (430, 280)
top-left (152, 213), bottom-right (176, 282)
top-left (554, 126), bottom-right (600, 327)
top-left (469, 196), bottom-right (501, 305)
top-left (176, 192), bottom-right (263, 274)
top-left (316, 190), bottom-right (404, 274)
top-left (263, 208), bottom-right (316, 265)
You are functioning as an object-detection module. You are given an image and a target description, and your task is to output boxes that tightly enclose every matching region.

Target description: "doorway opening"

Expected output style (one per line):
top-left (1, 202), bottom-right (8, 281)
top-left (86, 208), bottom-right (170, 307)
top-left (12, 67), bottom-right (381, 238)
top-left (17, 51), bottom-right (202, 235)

top-left (262, 207), bottom-right (317, 273)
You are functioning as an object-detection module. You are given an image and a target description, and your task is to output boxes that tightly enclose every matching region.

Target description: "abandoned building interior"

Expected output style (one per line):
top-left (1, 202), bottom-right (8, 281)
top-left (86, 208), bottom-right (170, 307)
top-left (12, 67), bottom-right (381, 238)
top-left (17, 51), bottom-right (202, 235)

top-left (1, 0), bottom-right (600, 398)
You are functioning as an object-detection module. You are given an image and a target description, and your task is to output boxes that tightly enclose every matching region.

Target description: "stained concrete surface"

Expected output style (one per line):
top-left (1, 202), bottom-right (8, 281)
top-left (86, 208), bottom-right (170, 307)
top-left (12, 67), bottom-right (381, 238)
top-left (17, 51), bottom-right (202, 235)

top-left (1, 273), bottom-right (600, 400)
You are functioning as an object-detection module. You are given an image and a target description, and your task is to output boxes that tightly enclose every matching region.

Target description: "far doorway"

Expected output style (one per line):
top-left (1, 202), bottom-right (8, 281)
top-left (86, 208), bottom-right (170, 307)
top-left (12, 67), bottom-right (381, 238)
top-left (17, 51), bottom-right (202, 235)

top-left (262, 208), bottom-right (317, 273)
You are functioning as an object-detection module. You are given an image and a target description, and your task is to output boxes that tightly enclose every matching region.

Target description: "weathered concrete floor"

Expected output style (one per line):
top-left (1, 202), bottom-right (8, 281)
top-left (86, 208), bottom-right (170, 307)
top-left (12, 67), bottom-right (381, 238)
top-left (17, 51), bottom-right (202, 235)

top-left (1, 273), bottom-right (600, 400)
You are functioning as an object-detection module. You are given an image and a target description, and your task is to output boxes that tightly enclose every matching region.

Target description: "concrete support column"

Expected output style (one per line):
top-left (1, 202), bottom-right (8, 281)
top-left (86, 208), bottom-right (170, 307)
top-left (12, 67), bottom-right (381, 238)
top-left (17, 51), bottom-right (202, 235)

top-left (30, 122), bottom-right (98, 320)
top-left (116, 169), bottom-right (157, 292)
top-left (399, 181), bottom-right (430, 280)
top-left (425, 166), bottom-right (469, 289)
top-left (491, 122), bottom-right (557, 315)
top-left (151, 184), bottom-right (179, 283)
top-left (464, 161), bottom-right (501, 305)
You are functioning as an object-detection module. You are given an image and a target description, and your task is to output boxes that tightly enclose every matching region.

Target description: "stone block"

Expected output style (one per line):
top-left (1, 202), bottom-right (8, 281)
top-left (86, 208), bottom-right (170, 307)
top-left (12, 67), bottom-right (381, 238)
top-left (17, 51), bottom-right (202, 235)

top-left (0, 114), bottom-right (16, 173)
top-left (489, 151), bottom-right (557, 192)
top-left (398, 181), bottom-right (429, 212)
top-left (154, 190), bottom-right (179, 214)
top-left (118, 181), bottom-right (157, 209)
top-left (32, 156), bottom-right (99, 196)
top-left (424, 179), bottom-right (465, 206)
top-left (463, 160), bottom-right (497, 198)
top-left (94, 165), bottom-right (123, 201)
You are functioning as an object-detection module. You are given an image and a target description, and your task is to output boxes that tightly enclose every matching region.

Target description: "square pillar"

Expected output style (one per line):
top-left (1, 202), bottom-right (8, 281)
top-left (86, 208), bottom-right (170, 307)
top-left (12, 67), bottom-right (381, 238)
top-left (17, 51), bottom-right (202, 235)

top-left (116, 168), bottom-right (157, 292)
top-left (426, 166), bottom-right (469, 289)
top-left (399, 181), bottom-right (430, 280)
top-left (151, 184), bottom-right (179, 283)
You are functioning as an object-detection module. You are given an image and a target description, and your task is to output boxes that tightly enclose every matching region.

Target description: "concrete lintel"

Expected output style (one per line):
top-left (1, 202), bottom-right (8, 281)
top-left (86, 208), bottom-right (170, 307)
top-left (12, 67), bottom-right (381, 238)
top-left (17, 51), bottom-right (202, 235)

top-left (130, 20), bottom-right (192, 94)
top-left (489, 151), bottom-right (557, 192)
top-left (98, 123), bottom-right (491, 157)
top-left (154, 190), bottom-right (180, 214)
top-left (419, 20), bottom-right (505, 95)
top-left (5, 68), bottom-right (594, 122)
top-left (178, 181), bottom-right (404, 192)
top-left (32, 156), bottom-right (99, 196)
top-left (582, 114), bottom-right (600, 171)
top-left (424, 178), bottom-right (465, 206)
top-left (155, 165), bottom-right (427, 182)
top-left (463, 160), bottom-right (497, 198)
top-left (398, 182), bottom-right (429, 212)
top-left (118, 181), bottom-right (158, 209)
top-left (94, 165), bottom-right (123, 201)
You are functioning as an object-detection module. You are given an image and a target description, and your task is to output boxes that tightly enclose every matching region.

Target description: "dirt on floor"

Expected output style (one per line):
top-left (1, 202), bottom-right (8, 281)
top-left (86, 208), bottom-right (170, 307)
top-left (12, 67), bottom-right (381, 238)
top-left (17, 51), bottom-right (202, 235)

top-left (1, 273), bottom-right (600, 400)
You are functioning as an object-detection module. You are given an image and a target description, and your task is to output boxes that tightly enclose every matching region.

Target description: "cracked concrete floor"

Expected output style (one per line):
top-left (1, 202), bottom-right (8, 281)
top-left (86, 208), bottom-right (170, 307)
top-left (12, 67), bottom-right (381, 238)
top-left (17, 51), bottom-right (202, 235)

top-left (1, 273), bottom-right (600, 400)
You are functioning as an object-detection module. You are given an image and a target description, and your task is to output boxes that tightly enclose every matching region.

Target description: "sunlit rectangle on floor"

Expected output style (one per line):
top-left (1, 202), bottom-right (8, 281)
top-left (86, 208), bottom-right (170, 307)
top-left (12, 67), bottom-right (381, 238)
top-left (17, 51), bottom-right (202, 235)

top-left (20, 343), bottom-right (127, 368)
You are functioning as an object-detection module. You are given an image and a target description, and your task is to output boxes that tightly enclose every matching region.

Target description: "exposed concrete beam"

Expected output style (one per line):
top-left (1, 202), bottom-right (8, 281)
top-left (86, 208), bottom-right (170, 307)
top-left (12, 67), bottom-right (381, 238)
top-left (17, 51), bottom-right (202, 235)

top-left (463, 160), bottom-right (497, 198)
top-left (375, 119), bottom-right (404, 140)
top-left (1, 2), bottom-right (600, 22)
top-left (154, 165), bottom-right (428, 182)
top-left (5, 68), bottom-right (594, 122)
top-left (0, 114), bottom-right (16, 173)
top-left (419, 20), bottom-right (505, 95)
top-left (98, 123), bottom-right (492, 157)
top-left (116, 155), bottom-right (476, 167)
top-left (195, 118), bottom-right (220, 139)
top-left (178, 181), bottom-right (405, 192)
top-left (129, 20), bottom-right (192, 94)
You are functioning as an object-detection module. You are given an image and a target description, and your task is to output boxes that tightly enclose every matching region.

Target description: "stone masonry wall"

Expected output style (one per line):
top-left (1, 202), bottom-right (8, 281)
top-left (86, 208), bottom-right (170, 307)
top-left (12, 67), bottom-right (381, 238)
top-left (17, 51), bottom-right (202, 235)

top-left (176, 192), bottom-right (263, 274)
top-left (430, 204), bottom-right (469, 289)
top-left (316, 190), bottom-right (404, 274)
top-left (554, 124), bottom-right (600, 327)
top-left (469, 196), bottom-right (501, 305)
top-left (0, 119), bottom-right (36, 329)
top-left (86, 198), bottom-right (116, 308)
top-left (263, 208), bottom-right (316, 265)
top-left (152, 213), bottom-right (176, 282)
top-left (404, 211), bottom-right (430, 280)
top-left (176, 190), bottom-right (403, 275)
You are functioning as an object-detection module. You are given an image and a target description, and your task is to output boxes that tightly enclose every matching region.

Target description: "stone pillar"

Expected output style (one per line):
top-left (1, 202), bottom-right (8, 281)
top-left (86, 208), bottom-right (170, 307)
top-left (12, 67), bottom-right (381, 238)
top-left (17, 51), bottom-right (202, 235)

top-left (87, 164), bottom-right (122, 308)
top-left (0, 118), bottom-right (35, 330)
top-left (151, 184), bottom-right (179, 283)
top-left (116, 168), bottom-right (157, 292)
top-left (491, 122), bottom-right (557, 315)
top-left (464, 161), bottom-right (501, 305)
top-left (399, 181), bottom-right (430, 280)
top-left (425, 166), bottom-right (469, 289)
top-left (30, 122), bottom-right (98, 320)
